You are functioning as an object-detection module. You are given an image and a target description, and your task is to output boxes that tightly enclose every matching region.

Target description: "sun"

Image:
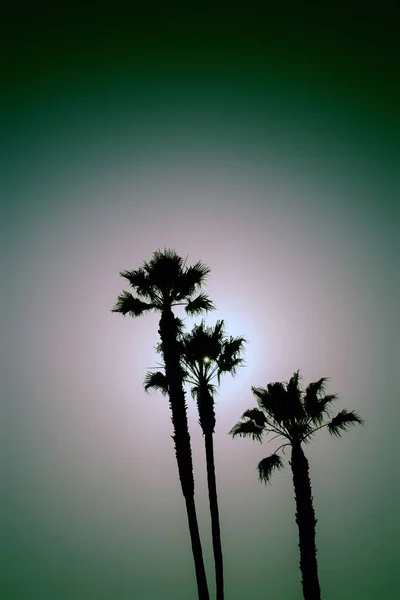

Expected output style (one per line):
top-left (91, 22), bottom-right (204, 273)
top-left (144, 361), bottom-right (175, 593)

top-left (203, 356), bottom-right (211, 364)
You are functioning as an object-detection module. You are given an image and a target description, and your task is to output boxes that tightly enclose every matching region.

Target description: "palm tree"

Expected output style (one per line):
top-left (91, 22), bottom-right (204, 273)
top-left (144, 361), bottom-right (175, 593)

top-left (112, 249), bottom-right (214, 600)
top-left (229, 371), bottom-right (364, 600)
top-left (145, 319), bottom-right (246, 600)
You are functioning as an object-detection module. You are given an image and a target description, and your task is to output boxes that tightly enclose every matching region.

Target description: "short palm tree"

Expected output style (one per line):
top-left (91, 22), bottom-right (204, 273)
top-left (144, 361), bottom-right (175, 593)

top-left (112, 249), bottom-right (214, 600)
top-left (145, 319), bottom-right (246, 600)
top-left (229, 371), bottom-right (364, 600)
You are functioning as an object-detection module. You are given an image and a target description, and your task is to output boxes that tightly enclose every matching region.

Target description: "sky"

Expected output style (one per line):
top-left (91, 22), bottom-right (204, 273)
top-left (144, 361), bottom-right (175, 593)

top-left (2, 8), bottom-right (399, 600)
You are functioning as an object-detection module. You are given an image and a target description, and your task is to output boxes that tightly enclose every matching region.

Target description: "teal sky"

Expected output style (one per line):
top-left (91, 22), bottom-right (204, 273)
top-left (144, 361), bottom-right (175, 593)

top-left (2, 10), bottom-right (399, 600)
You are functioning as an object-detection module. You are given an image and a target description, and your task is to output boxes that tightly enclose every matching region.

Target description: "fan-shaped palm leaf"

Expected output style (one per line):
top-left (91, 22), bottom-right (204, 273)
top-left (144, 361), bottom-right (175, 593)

top-left (217, 336), bottom-right (246, 382)
top-left (285, 371), bottom-right (305, 417)
top-left (229, 419), bottom-right (264, 441)
top-left (241, 408), bottom-right (267, 428)
top-left (327, 409), bottom-right (364, 437)
top-left (111, 291), bottom-right (155, 316)
top-left (119, 268), bottom-right (161, 303)
top-left (252, 383), bottom-right (288, 425)
top-left (217, 356), bottom-right (244, 384)
top-left (185, 293), bottom-right (215, 316)
top-left (305, 377), bottom-right (328, 398)
top-left (144, 371), bottom-right (169, 395)
top-left (175, 261), bottom-right (212, 299)
top-left (257, 454), bottom-right (285, 484)
top-left (305, 392), bottom-right (338, 425)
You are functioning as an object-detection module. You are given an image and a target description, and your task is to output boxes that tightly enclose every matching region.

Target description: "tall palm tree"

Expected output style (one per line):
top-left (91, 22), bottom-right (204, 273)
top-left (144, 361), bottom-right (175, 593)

top-left (229, 371), bottom-right (364, 600)
top-left (145, 319), bottom-right (246, 600)
top-left (112, 249), bottom-right (214, 600)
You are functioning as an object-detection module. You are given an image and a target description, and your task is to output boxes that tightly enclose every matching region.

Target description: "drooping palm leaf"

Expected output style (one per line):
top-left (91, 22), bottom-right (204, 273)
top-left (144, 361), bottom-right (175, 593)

top-left (217, 355), bottom-right (244, 383)
top-left (241, 408), bottom-right (267, 428)
top-left (190, 381), bottom-right (218, 401)
top-left (257, 454), bottom-right (285, 484)
top-left (229, 419), bottom-right (264, 441)
top-left (327, 409), bottom-right (364, 437)
top-left (144, 370), bottom-right (169, 395)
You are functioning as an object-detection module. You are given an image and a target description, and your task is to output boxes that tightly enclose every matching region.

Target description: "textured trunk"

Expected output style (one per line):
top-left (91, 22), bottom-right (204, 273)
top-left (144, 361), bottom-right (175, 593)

top-left (204, 431), bottom-right (224, 600)
top-left (159, 309), bottom-right (209, 600)
top-left (290, 443), bottom-right (321, 600)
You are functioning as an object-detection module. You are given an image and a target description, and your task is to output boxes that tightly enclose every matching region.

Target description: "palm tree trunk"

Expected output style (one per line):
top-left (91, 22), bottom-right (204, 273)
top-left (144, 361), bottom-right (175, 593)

top-left (159, 310), bottom-right (210, 600)
top-left (184, 493), bottom-right (211, 600)
top-left (290, 443), bottom-right (321, 600)
top-left (204, 431), bottom-right (224, 600)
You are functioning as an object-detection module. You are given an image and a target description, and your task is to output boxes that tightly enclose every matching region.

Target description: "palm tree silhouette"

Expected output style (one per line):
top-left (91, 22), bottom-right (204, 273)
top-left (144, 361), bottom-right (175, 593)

top-left (229, 371), bottom-right (364, 600)
top-left (112, 249), bottom-right (214, 600)
top-left (145, 319), bottom-right (246, 600)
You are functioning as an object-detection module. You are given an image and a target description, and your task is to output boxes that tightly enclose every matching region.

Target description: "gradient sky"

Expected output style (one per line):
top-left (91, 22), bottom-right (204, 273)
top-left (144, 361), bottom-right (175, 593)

top-left (2, 8), bottom-right (399, 600)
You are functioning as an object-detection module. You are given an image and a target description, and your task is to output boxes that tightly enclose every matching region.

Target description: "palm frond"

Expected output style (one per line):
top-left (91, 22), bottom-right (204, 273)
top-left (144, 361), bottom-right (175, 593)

top-left (327, 409), bottom-right (364, 437)
top-left (175, 261), bottom-right (212, 300)
top-left (217, 335), bottom-right (247, 379)
top-left (185, 293), bottom-right (215, 316)
top-left (287, 370), bottom-right (301, 393)
top-left (143, 248), bottom-right (184, 293)
top-left (212, 319), bottom-right (225, 338)
top-left (241, 407), bottom-right (267, 428)
top-left (111, 291), bottom-right (155, 316)
top-left (257, 454), bottom-right (285, 484)
top-left (190, 385), bottom-right (200, 401)
top-left (119, 268), bottom-right (160, 302)
top-left (217, 356), bottom-right (245, 383)
top-left (305, 377), bottom-right (329, 397)
top-left (223, 335), bottom-right (247, 356)
top-left (252, 383), bottom-right (288, 424)
top-left (229, 419), bottom-right (264, 442)
top-left (286, 370), bottom-right (306, 421)
top-left (304, 392), bottom-right (338, 425)
top-left (143, 371), bottom-right (169, 395)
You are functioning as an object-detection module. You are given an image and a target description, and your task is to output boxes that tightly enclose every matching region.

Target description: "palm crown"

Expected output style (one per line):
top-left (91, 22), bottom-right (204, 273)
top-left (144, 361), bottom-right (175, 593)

top-left (230, 371), bottom-right (364, 483)
top-left (180, 319), bottom-right (246, 387)
top-left (112, 248), bottom-right (215, 318)
top-left (145, 319), bottom-right (246, 432)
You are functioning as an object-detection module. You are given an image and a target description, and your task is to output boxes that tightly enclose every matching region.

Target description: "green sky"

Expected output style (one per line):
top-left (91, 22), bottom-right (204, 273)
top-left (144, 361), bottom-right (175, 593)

top-left (2, 8), bottom-right (399, 600)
